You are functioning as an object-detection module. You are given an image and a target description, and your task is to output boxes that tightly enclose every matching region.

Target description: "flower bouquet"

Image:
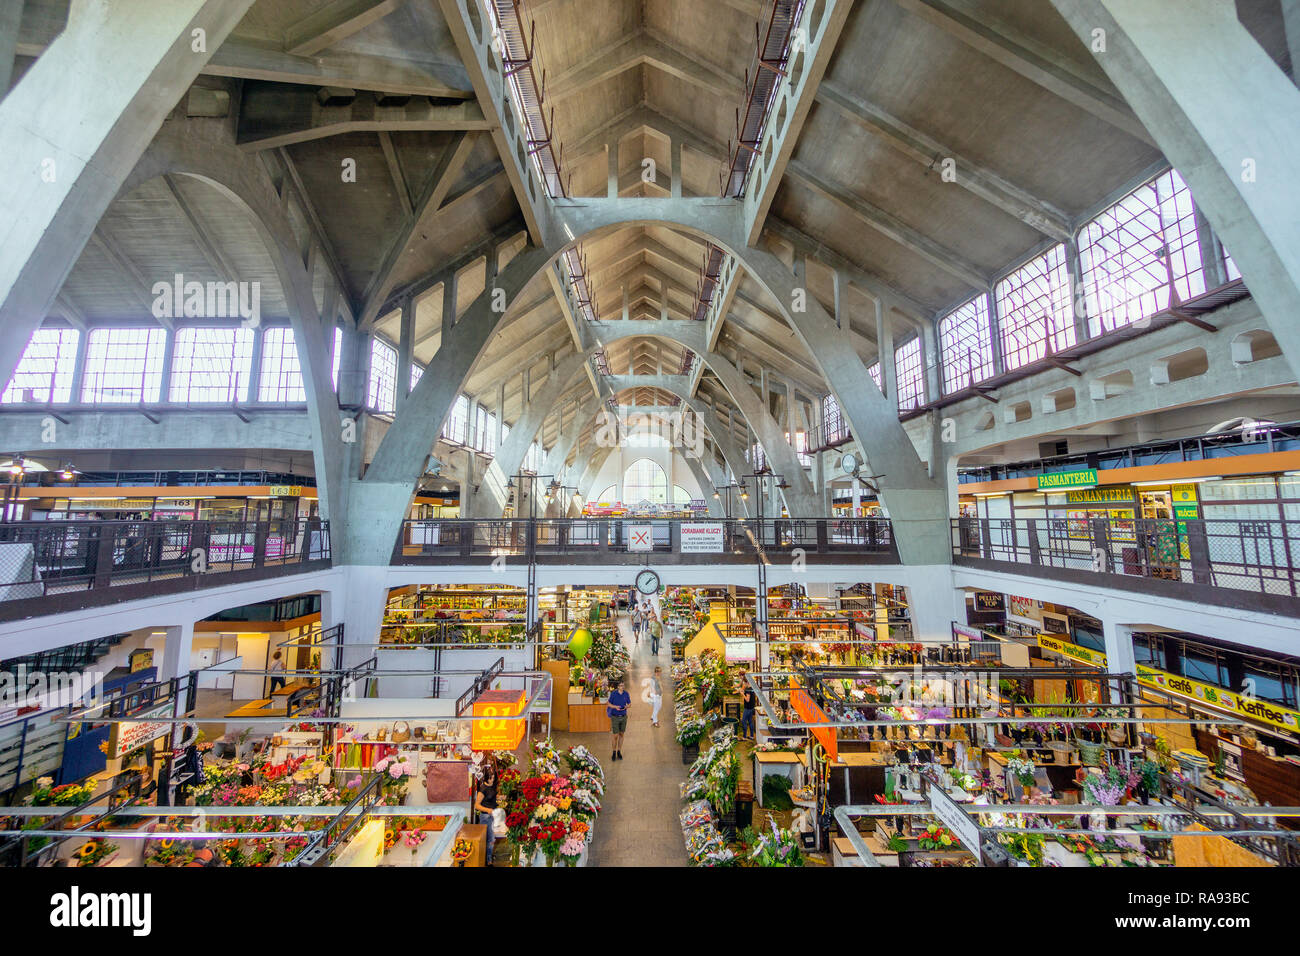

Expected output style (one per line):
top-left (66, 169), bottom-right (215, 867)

top-left (1005, 753), bottom-right (1037, 788)
top-left (1082, 764), bottom-right (1127, 806)
top-left (74, 839), bottom-right (118, 867)
top-left (451, 838), bottom-right (473, 866)
top-left (916, 823), bottom-right (955, 851)
top-left (747, 820), bottom-right (803, 867)
top-left (374, 754), bottom-right (416, 804)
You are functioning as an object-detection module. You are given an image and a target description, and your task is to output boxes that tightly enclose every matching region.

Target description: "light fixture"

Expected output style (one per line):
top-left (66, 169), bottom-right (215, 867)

top-left (712, 490), bottom-right (720, 499)
top-left (740, 486), bottom-right (749, 500)
top-left (60, 462), bottom-right (75, 481)
top-left (505, 477), bottom-right (514, 490)
top-left (8, 456), bottom-right (24, 477)
top-left (776, 478), bottom-right (791, 491)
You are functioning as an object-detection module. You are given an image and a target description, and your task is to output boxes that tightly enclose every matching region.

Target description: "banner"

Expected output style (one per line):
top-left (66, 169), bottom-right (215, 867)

top-left (1037, 634), bottom-right (1107, 667)
top-left (679, 522), bottom-right (723, 553)
top-left (109, 703), bottom-right (172, 758)
top-left (789, 684), bottom-right (837, 763)
top-left (1135, 665), bottom-right (1300, 736)
top-left (627, 525), bottom-right (654, 551)
top-left (1037, 468), bottom-right (1098, 490)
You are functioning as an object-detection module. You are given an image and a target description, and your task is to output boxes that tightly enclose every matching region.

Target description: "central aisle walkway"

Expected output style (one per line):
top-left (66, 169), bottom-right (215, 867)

top-left (554, 612), bottom-right (689, 867)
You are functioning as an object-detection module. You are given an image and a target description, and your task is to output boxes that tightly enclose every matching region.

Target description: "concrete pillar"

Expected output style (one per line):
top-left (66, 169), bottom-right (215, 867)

top-left (161, 620), bottom-right (194, 682)
top-left (1283, 0), bottom-right (1300, 87)
top-left (0, 0), bottom-right (256, 392)
top-left (876, 301), bottom-right (897, 400)
top-left (245, 326), bottom-right (265, 402)
top-left (670, 137), bottom-right (683, 198)
top-left (1064, 240), bottom-right (1090, 345)
top-left (1050, 0), bottom-right (1300, 384)
top-left (68, 326), bottom-right (89, 403)
top-left (157, 328), bottom-right (176, 402)
top-left (396, 294), bottom-right (414, 406)
top-left (986, 285), bottom-right (1007, 376)
top-left (335, 324), bottom-right (368, 409)
top-left (1102, 620), bottom-right (1137, 677)
top-left (907, 567), bottom-right (963, 642)
top-left (606, 140), bottom-right (619, 199)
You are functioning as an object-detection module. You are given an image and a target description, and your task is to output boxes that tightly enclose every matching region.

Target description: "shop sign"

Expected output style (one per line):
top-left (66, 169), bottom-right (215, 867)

top-left (951, 623), bottom-right (983, 642)
top-left (128, 648), bottom-right (154, 673)
top-left (789, 685), bottom-right (837, 763)
top-left (1037, 468), bottom-right (1098, 490)
top-left (471, 688), bottom-right (527, 750)
top-left (1135, 665), bottom-right (1300, 735)
top-left (688, 499), bottom-right (707, 512)
top-left (1065, 487), bottom-right (1133, 504)
top-left (972, 592), bottom-right (1004, 611)
top-left (109, 703), bottom-right (171, 758)
top-left (679, 522), bottom-right (723, 553)
top-left (627, 524), bottom-right (654, 551)
top-left (928, 783), bottom-right (982, 855)
top-left (1037, 635), bottom-right (1107, 668)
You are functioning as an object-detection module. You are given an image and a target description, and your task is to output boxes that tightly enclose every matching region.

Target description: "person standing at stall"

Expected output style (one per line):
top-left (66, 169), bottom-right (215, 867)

top-left (607, 679), bottom-right (631, 760)
top-left (740, 679), bottom-right (758, 740)
top-left (473, 753), bottom-right (500, 866)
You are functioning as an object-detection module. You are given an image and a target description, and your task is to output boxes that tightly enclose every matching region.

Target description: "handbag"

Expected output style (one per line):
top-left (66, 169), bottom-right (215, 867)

top-left (392, 720), bottom-right (411, 744)
top-left (424, 761), bottom-right (470, 802)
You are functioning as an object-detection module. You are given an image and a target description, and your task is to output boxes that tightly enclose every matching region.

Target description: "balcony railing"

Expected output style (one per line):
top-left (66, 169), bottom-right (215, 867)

top-left (0, 518), bottom-right (331, 619)
top-left (393, 517), bottom-right (897, 565)
top-left (952, 516), bottom-right (1300, 613)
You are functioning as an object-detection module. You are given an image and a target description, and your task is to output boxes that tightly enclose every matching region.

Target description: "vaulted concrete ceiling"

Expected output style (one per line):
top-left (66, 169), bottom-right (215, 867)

top-left (17, 0), bottom-right (1295, 452)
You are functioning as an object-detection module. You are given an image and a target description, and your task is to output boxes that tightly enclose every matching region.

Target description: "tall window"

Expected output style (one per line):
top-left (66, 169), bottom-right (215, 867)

top-left (785, 430), bottom-right (812, 466)
top-left (524, 441), bottom-right (544, 472)
top-left (867, 362), bottom-right (881, 391)
top-left (331, 327), bottom-right (342, 390)
top-left (894, 337), bottom-right (924, 412)
top-left (169, 327), bottom-right (253, 403)
top-left (258, 327), bottom-right (305, 402)
top-left (3, 328), bottom-right (79, 404)
top-left (939, 294), bottom-right (994, 393)
top-left (474, 406), bottom-right (499, 456)
top-left (750, 441), bottom-right (767, 472)
top-left (368, 338), bottom-right (397, 413)
top-left (442, 394), bottom-right (469, 444)
top-left (822, 393), bottom-right (847, 445)
top-left (673, 485), bottom-right (693, 505)
top-left (81, 328), bottom-right (167, 403)
top-left (1077, 169), bottom-right (1207, 337)
top-left (624, 458), bottom-right (668, 503)
top-left (410, 364), bottom-right (424, 389)
top-left (996, 243), bottom-right (1074, 371)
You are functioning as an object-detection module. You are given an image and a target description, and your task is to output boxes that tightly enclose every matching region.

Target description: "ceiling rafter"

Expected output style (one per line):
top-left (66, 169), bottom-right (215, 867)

top-left (284, 0), bottom-right (407, 57)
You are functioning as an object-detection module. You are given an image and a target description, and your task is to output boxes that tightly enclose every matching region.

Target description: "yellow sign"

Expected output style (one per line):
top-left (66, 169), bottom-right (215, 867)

top-left (1037, 634), bottom-right (1108, 667)
top-left (1136, 665), bottom-right (1300, 736)
top-left (471, 689), bottom-right (527, 750)
top-left (1066, 487), bottom-right (1134, 504)
top-left (269, 485), bottom-right (303, 497)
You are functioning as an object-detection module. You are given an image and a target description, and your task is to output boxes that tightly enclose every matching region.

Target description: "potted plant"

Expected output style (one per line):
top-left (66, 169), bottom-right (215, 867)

top-left (676, 716), bottom-right (708, 764)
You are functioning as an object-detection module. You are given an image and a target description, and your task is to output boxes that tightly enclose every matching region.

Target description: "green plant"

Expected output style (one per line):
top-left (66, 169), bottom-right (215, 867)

top-left (761, 774), bottom-right (794, 811)
top-left (886, 832), bottom-right (908, 853)
top-left (999, 831), bottom-right (1045, 865)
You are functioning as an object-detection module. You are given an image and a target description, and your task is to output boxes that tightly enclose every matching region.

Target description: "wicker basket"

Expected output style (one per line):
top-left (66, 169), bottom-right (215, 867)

top-left (1046, 740), bottom-right (1073, 764)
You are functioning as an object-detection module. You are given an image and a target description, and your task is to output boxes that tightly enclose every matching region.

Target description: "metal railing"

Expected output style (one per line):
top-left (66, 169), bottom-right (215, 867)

top-left (393, 517), bottom-right (897, 564)
top-left (952, 516), bottom-right (1300, 603)
top-left (0, 518), bottom-right (331, 617)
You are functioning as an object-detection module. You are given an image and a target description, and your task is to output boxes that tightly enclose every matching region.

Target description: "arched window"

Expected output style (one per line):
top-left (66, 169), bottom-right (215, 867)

top-left (596, 485), bottom-right (616, 502)
top-left (623, 458), bottom-right (668, 504)
top-left (672, 485), bottom-right (693, 506)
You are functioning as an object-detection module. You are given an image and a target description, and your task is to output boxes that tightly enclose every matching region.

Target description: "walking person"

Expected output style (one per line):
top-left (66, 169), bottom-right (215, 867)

top-left (631, 605), bottom-right (641, 644)
top-left (267, 650), bottom-right (286, 694)
top-left (740, 677), bottom-right (757, 741)
top-left (649, 609), bottom-right (662, 656)
top-left (607, 679), bottom-right (631, 760)
top-left (473, 752), bottom-right (500, 865)
top-left (650, 666), bottom-right (663, 727)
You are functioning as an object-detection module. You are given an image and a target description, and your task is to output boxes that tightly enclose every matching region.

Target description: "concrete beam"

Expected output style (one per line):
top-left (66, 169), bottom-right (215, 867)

top-left (742, 0), bottom-right (853, 245)
top-left (890, 0), bottom-right (1156, 146)
top-left (0, 409), bottom-right (314, 452)
top-left (284, 0), bottom-right (405, 57)
top-left (815, 81), bottom-right (1072, 241)
top-left (786, 160), bottom-right (988, 290)
top-left (236, 90), bottom-right (490, 150)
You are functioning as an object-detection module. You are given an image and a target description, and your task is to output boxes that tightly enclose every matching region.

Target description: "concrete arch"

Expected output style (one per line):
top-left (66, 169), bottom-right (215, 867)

top-left (121, 121), bottom-right (345, 527)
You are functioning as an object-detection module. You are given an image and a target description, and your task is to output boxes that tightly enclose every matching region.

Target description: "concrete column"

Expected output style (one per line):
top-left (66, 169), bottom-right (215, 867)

top-left (396, 294), bottom-right (414, 406)
top-left (606, 140), bottom-right (619, 199)
top-left (1102, 620), bottom-right (1137, 677)
top-left (1283, 0), bottom-right (1300, 87)
top-left (442, 273), bottom-right (458, 332)
top-left (1050, 0), bottom-right (1300, 385)
top-left (1193, 204), bottom-right (1228, 289)
top-left (335, 325), bottom-right (368, 409)
top-left (157, 327), bottom-right (176, 403)
top-left (986, 285), bottom-right (1007, 376)
top-left (907, 568), bottom-right (964, 642)
top-left (876, 301), bottom-right (897, 401)
top-left (161, 620), bottom-right (195, 682)
top-left (0, 0), bottom-right (256, 393)
top-left (920, 320), bottom-right (941, 405)
top-left (670, 137), bottom-right (683, 198)
top-left (245, 325), bottom-right (265, 403)
top-left (68, 326), bottom-right (89, 403)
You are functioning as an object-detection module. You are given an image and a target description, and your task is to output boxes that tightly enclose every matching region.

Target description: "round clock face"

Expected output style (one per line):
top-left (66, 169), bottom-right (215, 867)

top-left (840, 453), bottom-right (857, 474)
top-left (635, 569), bottom-right (661, 594)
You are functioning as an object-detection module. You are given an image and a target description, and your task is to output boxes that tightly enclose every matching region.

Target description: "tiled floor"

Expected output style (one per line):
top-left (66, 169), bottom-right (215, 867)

top-left (554, 613), bottom-right (689, 867)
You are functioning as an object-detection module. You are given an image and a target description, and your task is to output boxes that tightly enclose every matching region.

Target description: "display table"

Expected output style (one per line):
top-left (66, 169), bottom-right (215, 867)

top-left (567, 694), bottom-right (612, 733)
top-left (754, 751), bottom-right (803, 806)
top-left (455, 823), bottom-right (488, 867)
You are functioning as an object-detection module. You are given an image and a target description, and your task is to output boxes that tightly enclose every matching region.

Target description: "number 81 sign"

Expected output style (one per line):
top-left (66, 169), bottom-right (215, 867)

top-left (471, 689), bottom-right (527, 750)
